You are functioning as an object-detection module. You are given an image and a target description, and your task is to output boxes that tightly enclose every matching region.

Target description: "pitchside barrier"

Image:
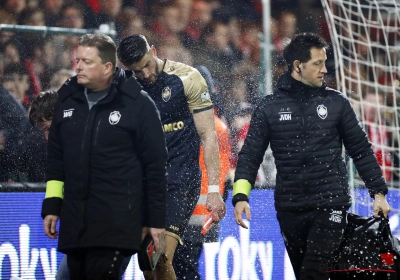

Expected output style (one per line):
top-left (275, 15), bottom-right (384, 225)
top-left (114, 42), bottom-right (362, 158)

top-left (0, 183), bottom-right (399, 280)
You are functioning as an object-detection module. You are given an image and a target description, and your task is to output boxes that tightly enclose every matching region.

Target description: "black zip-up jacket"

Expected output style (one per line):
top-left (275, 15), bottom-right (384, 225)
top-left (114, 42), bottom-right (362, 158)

top-left (0, 86), bottom-right (30, 181)
top-left (234, 72), bottom-right (388, 211)
top-left (43, 68), bottom-right (168, 252)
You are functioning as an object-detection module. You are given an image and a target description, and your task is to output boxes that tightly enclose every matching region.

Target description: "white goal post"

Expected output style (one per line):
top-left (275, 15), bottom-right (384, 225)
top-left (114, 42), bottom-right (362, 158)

top-left (321, 0), bottom-right (400, 190)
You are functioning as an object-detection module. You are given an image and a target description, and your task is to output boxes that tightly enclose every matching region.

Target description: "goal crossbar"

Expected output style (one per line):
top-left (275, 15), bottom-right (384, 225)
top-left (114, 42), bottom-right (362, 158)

top-left (0, 24), bottom-right (116, 38)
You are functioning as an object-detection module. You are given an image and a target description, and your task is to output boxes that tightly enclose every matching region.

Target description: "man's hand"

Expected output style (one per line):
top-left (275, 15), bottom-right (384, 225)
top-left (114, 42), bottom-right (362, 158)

top-left (43, 215), bottom-right (59, 239)
top-left (234, 201), bottom-right (251, 229)
top-left (142, 226), bottom-right (165, 252)
top-left (206, 192), bottom-right (226, 221)
top-left (373, 193), bottom-right (391, 218)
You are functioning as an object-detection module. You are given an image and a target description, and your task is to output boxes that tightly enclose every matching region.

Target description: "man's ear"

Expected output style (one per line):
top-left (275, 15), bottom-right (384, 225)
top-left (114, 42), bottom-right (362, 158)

top-left (294, 60), bottom-right (301, 73)
top-left (104, 62), bottom-right (113, 75)
top-left (151, 45), bottom-right (157, 57)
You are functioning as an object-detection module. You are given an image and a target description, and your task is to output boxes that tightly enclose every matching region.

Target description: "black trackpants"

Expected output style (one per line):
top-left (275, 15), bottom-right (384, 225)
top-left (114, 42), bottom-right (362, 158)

top-left (277, 208), bottom-right (347, 280)
top-left (173, 240), bottom-right (203, 280)
top-left (66, 247), bottom-right (134, 280)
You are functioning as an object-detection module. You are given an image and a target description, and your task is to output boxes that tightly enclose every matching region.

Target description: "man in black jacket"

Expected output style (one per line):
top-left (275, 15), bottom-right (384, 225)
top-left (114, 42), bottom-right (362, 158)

top-left (0, 85), bottom-right (30, 182)
top-left (232, 32), bottom-right (391, 280)
top-left (42, 33), bottom-right (168, 280)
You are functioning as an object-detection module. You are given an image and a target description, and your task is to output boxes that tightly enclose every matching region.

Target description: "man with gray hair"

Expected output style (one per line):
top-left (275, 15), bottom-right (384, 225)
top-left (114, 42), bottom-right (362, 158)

top-left (42, 34), bottom-right (168, 279)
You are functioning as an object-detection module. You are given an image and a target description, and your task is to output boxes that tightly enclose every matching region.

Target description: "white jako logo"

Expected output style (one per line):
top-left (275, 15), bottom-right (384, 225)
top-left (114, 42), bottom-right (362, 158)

top-left (317, 105), bottom-right (328, 119)
top-left (109, 111), bottom-right (121, 125)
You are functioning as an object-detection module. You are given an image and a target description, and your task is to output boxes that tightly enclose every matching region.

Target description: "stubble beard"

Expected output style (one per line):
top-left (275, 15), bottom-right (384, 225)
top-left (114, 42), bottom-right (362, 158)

top-left (141, 58), bottom-right (160, 86)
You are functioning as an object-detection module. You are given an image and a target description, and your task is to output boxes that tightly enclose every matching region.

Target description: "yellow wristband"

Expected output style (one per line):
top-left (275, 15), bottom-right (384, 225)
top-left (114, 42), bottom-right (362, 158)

top-left (45, 180), bottom-right (64, 199)
top-left (233, 179), bottom-right (251, 197)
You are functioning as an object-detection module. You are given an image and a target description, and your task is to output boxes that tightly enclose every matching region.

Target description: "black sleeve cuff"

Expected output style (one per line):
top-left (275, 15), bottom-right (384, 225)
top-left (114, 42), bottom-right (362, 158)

top-left (369, 189), bottom-right (388, 198)
top-left (232, 193), bottom-right (249, 207)
top-left (41, 197), bottom-right (63, 219)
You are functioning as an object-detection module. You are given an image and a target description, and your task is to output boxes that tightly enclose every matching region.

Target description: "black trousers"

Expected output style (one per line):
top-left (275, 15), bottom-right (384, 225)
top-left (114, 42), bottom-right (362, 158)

top-left (277, 208), bottom-right (347, 280)
top-left (173, 241), bottom-right (203, 280)
top-left (66, 247), bottom-right (134, 280)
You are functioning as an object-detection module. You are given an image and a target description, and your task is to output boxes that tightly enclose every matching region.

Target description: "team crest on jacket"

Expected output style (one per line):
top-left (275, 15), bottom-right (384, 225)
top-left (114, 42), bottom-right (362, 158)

top-left (109, 111), bottom-right (121, 125)
top-left (162, 87), bottom-right (171, 102)
top-left (317, 105), bottom-right (328, 119)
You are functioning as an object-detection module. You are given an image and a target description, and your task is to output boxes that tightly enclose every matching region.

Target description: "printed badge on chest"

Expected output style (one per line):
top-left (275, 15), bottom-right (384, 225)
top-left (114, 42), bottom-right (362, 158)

top-left (279, 108), bottom-right (292, 121)
top-left (109, 111), bottom-right (121, 125)
top-left (162, 87), bottom-right (171, 102)
top-left (317, 105), bottom-right (328, 119)
top-left (63, 109), bottom-right (74, 118)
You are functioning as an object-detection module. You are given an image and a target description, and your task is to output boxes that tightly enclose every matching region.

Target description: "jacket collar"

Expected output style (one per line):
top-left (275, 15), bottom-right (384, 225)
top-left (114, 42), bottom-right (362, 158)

top-left (58, 67), bottom-right (142, 102)
top-left (277, 71), bottom-right (326, 98)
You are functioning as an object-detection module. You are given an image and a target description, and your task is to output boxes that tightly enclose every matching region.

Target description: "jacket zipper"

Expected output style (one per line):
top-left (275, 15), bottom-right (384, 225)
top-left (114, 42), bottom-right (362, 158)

top-left (80, 117), bottom-right (89, 165)
top-left (300, 98), bottom-right (307, 187)
top-left (94, 119), bottom-right (102, 146)
top-left (127, 182), bottom-right (132, 212)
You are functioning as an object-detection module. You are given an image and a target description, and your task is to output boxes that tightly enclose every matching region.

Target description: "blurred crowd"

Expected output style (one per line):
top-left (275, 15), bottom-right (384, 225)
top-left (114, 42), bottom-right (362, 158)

top-left (1, 0), bottom-right (396, 186)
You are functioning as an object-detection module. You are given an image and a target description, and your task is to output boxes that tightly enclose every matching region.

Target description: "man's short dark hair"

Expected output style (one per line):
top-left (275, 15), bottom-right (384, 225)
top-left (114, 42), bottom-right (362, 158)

top-left (283, 32), bottom-right (329, 72)
top-left (29, 90), bottom-right (58, 126)
top-left (117, 34), bottom-right (151, 66)
top-left (78, 34), bottom-right (117, 72)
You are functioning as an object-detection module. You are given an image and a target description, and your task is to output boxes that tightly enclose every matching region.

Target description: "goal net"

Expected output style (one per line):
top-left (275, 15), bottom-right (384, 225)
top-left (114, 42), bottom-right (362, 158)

top-left (321, 0), bottom-right (400, 189)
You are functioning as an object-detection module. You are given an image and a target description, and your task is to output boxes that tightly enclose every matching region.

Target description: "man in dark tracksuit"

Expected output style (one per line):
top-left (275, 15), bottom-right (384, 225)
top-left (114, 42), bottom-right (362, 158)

top-left (42, 34), bottom-right (168, 280)
top-left (232, 32), bottom-right (391, 280)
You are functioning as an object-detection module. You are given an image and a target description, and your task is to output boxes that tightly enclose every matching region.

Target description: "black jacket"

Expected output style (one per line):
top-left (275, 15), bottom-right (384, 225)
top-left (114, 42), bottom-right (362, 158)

top-left (234, 72), bottom-right (388, 211)
top-left (43, 68), bottom-right (168, 252)
top-left (0, 85), bottom-right (30, 181)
